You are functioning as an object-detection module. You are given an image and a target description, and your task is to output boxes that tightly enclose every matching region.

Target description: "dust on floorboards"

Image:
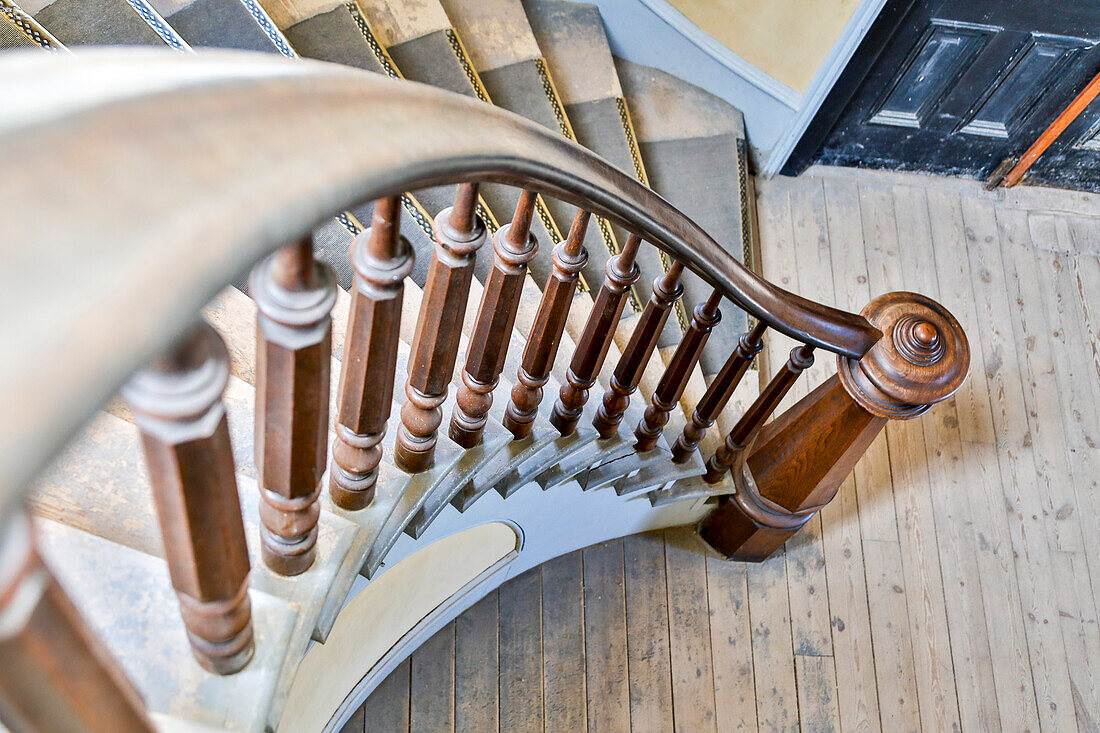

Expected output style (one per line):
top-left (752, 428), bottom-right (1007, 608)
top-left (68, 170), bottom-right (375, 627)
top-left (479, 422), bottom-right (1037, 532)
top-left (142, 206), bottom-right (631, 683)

top-left (342, 166), bottom-right (1100, 732)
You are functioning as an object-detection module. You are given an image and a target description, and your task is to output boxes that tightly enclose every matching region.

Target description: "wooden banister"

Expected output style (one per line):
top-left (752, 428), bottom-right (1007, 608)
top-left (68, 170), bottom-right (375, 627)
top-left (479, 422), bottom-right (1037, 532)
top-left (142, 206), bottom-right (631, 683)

top-left (593, 261), bottom-right (684, 439)
top-left (704, 343), bottom-right (815, 483)
top-left (700, 293), bottom-right (969, 561)
top-left (0, 512), bottom-right (154, 731)
top-left (671, 321), bottom-right (766, 463)
top-left (330, 198), bottom-right (413, 510)
top-left (550, 233), bottom-right (642, 436)
top-left (503, 210), bottom-right (590, 439)
top-left (395, 184), bottom-right (487, 472)
top-left (251, 237), bottom-right (337, 575)
top-left (451, 191), bottom-right (538, 448)
top-left (634, 290), bottom-right (723, 451)
top-left (0, 53), bottom-right (889, 510)
top-left (122, 323), bottom-right (254, 675)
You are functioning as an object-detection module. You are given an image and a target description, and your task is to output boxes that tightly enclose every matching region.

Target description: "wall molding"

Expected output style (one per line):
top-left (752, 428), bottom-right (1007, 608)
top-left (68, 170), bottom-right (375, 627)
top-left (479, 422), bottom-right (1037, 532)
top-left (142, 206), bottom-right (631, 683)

top-left (762, 0), bottom-right (890, 175)
top-left (574, 0), bottom-right (887, 175)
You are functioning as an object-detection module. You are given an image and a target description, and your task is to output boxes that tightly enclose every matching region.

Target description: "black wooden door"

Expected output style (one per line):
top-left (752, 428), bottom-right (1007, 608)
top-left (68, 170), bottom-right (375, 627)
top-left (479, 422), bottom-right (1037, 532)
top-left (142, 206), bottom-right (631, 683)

top-left (815, 0), bottom-right (1100, 188)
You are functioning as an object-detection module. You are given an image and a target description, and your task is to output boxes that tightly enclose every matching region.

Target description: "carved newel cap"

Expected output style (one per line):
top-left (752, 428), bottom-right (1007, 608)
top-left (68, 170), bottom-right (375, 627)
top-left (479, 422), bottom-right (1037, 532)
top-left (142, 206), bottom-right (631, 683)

top-left (838, 291), bottom-right (969, 419)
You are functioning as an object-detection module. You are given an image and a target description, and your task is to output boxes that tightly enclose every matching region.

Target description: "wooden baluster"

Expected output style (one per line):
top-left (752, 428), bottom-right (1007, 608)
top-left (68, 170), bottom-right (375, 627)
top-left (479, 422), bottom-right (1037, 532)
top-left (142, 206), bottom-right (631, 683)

top-left (250, 237), bottom-right (337, 576)
top-left (0, 512), bottom-right (155, 731)
top-left (123, 323), bottom-right (253, 674)
top-left (592, 261), bottom-right (684, 439)
top-left (450, 191), bottom-right (538, 448)
top-left (503, 210), bottom-right (590, 439)
top-left (330, 198), bottom-right (414, 509)
top-left (698, 293), bottom-right (969, 561)
top-left (550, 233), bottom-right (642, 436)
top-left (395, 184), bottom-right (487, 472)
top-left (704, 343), bottom-right (815, 483)
top-left (634, 289), bottom-right (723, 451)
top-left (671, 320), bottom-right (767, 463)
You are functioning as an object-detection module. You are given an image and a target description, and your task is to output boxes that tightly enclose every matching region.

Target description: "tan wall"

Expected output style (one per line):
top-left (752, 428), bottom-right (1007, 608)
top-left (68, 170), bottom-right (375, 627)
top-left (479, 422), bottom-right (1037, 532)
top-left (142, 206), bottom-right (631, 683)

top-left (666, 0), bottom-right (861, 94)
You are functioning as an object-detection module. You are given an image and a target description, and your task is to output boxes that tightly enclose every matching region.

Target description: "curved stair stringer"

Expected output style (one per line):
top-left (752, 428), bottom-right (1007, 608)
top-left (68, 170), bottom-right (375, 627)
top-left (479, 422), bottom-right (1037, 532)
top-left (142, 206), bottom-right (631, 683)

top-left (280, 478), bottom-right (712, 732)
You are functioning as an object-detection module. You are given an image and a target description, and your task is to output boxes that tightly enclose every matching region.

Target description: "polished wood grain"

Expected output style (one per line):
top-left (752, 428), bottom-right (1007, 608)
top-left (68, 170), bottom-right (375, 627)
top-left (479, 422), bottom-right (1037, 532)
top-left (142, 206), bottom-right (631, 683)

top-left (550, 234), bottom-right (642, 436)
top-left (0, 513), bottom-right (154, 732)
top-left (634, 289), bottom-right (722, 451)
top-left (122, 323), bottom-right (253, 675)
top-left (451, 191), bottom-right (538, 448)
top-left (671, 320), bottom-right (766, 463)
top-left (704, 344), bottom-right (815, 483)
top-left (701, 286), bottom-right (969, 560)
top-left (251, 237), bottom-right (337, 575)
top-left (593, 262), bottom-right (683, 439)
top-left (330, 198), bottom-right (414, 509)
top-left (503, 210), bottom-right (590, 439)
top-left (396, 184), bottom-right (487, 471)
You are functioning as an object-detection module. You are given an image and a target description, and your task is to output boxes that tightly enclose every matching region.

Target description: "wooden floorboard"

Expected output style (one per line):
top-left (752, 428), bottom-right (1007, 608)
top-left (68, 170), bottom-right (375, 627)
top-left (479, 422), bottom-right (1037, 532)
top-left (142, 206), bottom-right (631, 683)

top-left (542, 552), bottom-right (587, 733)
top-left (352, 168), bottom-right (1100, 731)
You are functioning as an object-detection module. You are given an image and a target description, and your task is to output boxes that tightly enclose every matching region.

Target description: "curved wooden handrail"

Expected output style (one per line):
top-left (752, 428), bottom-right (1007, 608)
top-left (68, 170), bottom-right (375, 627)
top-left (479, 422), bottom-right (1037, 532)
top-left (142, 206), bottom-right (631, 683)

top-left (0, 48), bottom-right (880, 517)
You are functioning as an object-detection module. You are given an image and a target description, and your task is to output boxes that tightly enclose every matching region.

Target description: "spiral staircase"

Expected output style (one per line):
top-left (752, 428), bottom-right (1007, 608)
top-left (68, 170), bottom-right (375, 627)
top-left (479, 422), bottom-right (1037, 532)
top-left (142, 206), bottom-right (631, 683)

top-left (0, 2), bottom-right (969, 732)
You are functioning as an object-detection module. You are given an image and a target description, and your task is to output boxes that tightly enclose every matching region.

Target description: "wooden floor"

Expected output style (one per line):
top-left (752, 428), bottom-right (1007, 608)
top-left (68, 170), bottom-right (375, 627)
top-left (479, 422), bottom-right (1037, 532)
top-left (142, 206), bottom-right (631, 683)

top-left (343, 167), bottom-right (1100, 732)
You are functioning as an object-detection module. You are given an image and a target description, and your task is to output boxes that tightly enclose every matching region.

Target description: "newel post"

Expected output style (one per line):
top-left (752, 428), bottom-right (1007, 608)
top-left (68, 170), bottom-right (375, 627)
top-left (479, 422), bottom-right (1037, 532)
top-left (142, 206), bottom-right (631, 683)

top-left (699, 292), bottom-right (969, 562)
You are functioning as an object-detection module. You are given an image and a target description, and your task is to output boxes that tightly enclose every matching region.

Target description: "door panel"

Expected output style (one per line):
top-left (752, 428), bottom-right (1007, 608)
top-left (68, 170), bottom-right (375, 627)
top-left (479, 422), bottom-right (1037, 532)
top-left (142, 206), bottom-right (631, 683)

top-left (814, 0), bottom-right (1100, 189)
top-left (868, 20), bottom-right (997, 131)
top-left (959, 34), bottom-right (1093, 139)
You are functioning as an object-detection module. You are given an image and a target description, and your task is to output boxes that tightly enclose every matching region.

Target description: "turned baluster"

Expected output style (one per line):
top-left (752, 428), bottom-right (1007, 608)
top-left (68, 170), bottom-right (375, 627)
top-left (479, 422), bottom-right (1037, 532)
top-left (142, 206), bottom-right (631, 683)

top-left (550, 233), bottom-right (642, 436)
top-left (704, 343), bottom-right (816, 483)
top-left (503, 210), bottom-right (590, 439)
top-left (0, 512), bottom-right (154, 731)
top-left (122, 323), bottom-right (253, 675)
top-left (699, 293), bottom-right (969, 561)
top-left (330, 198), bottom-right (414, 509)
top-left (671, 320), bottom-right (767, 463)
top-left (395, 183), bottom-right (487, 472)
top-left (592, 262), bottom-right (684, 439)
top-left (635, 290), bottom-right (723, 451)
top-left (450, 191), bottom-right (538, 448)
top-left (250, 237), bottom-right (337, 575)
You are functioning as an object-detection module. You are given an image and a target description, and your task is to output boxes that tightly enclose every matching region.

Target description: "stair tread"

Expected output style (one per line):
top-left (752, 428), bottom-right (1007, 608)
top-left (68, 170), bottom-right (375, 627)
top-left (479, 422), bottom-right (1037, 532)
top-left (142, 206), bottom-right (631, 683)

top-left (353, 0), bottom-right (584, 292)
top-left (30, 0), bottom-right (187, 48)
top-left (520, 0), bottom-right (669, 326)
top-left (377, 0), bottom-right (617, 298)
top-left (255, 1), bottom-right (444, 288)
top-left (263, 0), bottom-right (523, 287)
top-left (146, 0), bottom-right (292, 55)
top-left (614, 58), bottom-right (754, 376)
top-left (35, 516), bottom-right (297, 733)
top-left (355, 0), bottom-right (450, 47)
top-left (434, 0), bottom-right (540, 71)
top-left (521, 0), bottom-right (617, 108)
top-left (0, 2), bottom-right (57, 50)
top-left (614, 57), bottom-right (746, 141)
